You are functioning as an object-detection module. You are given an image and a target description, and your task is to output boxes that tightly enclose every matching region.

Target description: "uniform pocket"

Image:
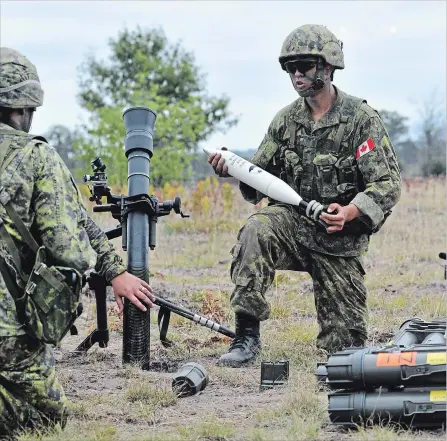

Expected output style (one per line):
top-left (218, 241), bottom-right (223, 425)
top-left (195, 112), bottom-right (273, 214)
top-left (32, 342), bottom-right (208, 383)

top-left (335, 183), bottom-right (357, 205)
top-left (22, 247), bottom-right (82, 346)
top-left (283, 150), bottom-right (304, 185)
top-left (313, 153), bottom-right (338, 200)
top-left (315, 230), bottom-right (356, 254)
top-left (230, 243), bottom-right (242, 260)
top-left (251, 135), bottom-right (279, 169)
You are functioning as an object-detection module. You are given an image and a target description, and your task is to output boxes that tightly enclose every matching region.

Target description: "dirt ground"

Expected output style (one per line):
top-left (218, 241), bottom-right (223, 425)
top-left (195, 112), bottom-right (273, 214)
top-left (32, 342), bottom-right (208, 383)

top-left (56, 269), bottom-right (326, 440)
top-left (51, 258), bottom-right (446, 441)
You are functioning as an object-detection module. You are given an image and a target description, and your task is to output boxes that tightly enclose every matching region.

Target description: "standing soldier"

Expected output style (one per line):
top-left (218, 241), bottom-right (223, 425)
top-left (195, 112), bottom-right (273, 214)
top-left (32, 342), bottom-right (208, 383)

top-left (208, 25), bottom-right (402, 367)
top-left (0, 47), bottom-right (155, 435)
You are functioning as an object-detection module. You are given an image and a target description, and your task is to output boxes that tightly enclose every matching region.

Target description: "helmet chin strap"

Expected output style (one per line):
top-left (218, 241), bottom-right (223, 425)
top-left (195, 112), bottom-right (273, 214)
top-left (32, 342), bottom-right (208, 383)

top-left (24, 110), bottom-right (34, 133)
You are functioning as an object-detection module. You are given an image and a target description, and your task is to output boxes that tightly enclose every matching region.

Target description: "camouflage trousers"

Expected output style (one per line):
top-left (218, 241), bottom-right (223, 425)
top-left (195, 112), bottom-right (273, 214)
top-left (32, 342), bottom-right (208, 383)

top-left (230, 204), bottom-right (368, 355)
top-left (0, 335), bottom-right (67, 438)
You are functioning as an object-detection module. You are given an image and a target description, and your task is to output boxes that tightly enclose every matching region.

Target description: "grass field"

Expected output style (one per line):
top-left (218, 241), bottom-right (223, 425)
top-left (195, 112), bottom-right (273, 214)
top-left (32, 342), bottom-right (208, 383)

top-left (17, 176), bottom-right (446, 441)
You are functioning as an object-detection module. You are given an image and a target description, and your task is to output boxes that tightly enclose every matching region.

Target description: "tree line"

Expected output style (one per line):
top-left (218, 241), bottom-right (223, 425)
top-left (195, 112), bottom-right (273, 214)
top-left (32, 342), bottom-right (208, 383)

top-left (45, 26), bottom-right (446, 186)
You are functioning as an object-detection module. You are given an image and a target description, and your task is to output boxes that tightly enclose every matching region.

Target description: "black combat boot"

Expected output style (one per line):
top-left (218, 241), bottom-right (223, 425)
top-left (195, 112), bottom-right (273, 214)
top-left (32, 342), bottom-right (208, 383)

top-left (217, 313), bottom-right (261, 367)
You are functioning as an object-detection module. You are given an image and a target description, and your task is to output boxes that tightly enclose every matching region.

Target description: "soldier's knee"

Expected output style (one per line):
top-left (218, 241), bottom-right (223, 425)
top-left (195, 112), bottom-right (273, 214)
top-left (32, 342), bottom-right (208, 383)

top-left (239, 216), bottom-right (274, 244)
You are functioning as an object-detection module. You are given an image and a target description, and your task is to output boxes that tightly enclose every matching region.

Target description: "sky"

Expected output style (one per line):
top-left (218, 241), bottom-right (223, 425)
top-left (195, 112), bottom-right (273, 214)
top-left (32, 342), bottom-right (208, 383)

top-left (1, 1), bottom-right (446, 152)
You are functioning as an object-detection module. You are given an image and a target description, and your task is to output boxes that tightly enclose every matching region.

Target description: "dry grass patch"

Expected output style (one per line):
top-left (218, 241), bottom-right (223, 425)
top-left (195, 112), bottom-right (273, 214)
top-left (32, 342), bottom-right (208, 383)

top-left (261, 320), bottom-right (321, 371)
top-left (126, 382), bottom-right (178, 407)
top-left (17, 422), bottom-right (118, 441)
top-left (164, 217), bottom-right (244, 234)
top-left (177, 414), bottom-right (234, 440)
top-left (255, 377), bottom-right (327, 441)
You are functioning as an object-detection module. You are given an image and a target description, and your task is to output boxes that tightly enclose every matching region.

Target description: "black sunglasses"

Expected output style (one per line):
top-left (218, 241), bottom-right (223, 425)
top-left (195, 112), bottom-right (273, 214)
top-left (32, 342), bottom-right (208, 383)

top-left (284, 60), bottom-right (317, 75)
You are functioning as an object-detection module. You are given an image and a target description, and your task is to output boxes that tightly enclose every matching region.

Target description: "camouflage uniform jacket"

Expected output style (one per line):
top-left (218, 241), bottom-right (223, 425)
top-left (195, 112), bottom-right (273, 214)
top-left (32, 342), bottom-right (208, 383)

top-left (240, 86), bottom-right (402, 257)
top-left (0, 123), bottom-right (126, 337)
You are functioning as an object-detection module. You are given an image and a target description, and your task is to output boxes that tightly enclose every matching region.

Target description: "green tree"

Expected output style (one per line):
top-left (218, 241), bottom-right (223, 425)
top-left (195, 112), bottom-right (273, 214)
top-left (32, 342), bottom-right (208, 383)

top-left (379, 110), bottom-right (409, 146)
top-left (422, 159), bottom-right (446, 177)
top-left (379, 109), bottom-right (415, 172)
top-left (44, 124), bottom-right (82, 177)
top-left (378, 108), bottom-right (444, 177)
top-left (75, 26), bottom-right (238, 187)
top-left (411, 90), bottom-right (446, 177)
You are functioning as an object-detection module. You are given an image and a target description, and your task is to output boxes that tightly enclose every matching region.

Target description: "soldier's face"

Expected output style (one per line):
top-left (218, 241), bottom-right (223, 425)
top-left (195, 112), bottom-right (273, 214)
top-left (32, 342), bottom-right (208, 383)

top-left (290, 69), bottom-right (316, 97)
top-left (284, 60), bottom-right (317, 96)
top-left (290, 68), bottom-right (315, 92)
top-left (9, 108), bottom-right (35, 133)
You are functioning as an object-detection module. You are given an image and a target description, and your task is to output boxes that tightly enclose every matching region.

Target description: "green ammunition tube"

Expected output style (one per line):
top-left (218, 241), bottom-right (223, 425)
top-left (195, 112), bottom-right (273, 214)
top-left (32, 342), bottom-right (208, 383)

top-left (328, 387), bottom-right (446, 429)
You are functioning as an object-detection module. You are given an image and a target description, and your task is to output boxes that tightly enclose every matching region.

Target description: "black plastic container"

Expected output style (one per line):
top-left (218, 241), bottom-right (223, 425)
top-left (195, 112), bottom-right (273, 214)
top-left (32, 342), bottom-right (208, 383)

top-left (260, 360), bottom-right (289, 391)
top-left (172, 362), bottom-right (209, 397)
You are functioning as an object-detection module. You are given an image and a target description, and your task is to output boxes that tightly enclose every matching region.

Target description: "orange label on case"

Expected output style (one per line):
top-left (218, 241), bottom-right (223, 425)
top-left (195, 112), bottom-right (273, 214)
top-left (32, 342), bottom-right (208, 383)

top-left (376, 351), bottom-right (417, 367)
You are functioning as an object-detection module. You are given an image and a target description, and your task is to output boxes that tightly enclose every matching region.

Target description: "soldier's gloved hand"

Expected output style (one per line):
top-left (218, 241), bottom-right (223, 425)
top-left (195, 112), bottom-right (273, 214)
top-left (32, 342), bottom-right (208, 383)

top-left (111, 271), bottom-right (155, 315)
top-left (320, 203), bottom-right (360, 233)
top-left (208, 146), bottom-right (231, 177)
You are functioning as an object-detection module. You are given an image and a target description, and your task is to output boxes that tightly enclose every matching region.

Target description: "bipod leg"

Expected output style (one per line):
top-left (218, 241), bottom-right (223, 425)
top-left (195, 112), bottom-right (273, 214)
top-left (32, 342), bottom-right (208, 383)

top-left (440, 252), bottom-right (446, 280)
top-left (74, 272), bottom-right (109, 353)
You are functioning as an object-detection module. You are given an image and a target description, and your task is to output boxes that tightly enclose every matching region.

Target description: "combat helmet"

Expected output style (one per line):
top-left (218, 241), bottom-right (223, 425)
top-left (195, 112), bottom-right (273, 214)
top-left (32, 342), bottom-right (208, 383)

top-left (279, 24), bottom-right (344, 71)
top-left (0, 47), bottom-right (44, 108)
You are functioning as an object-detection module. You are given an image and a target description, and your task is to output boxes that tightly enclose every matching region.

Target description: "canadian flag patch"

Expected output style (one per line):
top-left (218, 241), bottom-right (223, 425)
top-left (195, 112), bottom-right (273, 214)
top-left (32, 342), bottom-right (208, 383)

top-left (355, 138), bottom-right (375, 159)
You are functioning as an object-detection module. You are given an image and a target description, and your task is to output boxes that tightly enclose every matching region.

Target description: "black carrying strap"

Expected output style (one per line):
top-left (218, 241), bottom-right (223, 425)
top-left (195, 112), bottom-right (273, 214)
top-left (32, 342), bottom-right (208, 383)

top-left (0, 184), bottom-right (40, 288)
top-left (0, 254), bottom-right (23, 302)
top-left (0, 197), bottom-right (39, 254)
top-left (289, 120), bottom-right (297, 149)
top-left (0, 133), bottom-right (40, 251)
top-left (0, 140), bottom-right (11, 173)
top-left (0, 218), bottom-right (27, 282)
top-left (333, 115), bottom-right (349, 153)
top-left (157, 306), bottom-right (173, 348)
top-left (0, 208), bottom-right (30, 305)
top-left (0, 133), bottom-right (41, 254)
top-left (0, 135), bottom-right (41, 294)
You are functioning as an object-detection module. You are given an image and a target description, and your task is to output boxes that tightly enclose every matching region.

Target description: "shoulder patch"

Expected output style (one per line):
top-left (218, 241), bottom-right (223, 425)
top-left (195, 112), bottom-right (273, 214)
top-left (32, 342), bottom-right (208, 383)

top-left (356, 138), bottom-right (375, 159)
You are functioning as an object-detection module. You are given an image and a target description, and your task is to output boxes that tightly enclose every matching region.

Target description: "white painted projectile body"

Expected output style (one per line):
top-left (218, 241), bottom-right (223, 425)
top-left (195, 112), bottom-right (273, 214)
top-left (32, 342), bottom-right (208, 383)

top-left (203, 148), bottom-right (303, 206)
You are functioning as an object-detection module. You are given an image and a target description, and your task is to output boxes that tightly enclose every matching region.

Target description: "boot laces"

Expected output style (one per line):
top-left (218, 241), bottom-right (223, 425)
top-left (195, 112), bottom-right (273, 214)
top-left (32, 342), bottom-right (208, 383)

top-left (229, 335), bottom-right (253, 351)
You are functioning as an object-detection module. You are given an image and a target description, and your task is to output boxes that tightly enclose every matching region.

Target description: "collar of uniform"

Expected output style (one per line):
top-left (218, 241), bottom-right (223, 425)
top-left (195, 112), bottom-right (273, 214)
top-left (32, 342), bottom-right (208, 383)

top-left (0, 123), bottom-right (32, 138)
top-left (290, 98), bottom-right (312, 130)
top-left (290, 86), bottom-right (346, 132)
top-left (0, 122), bottom-right (15, 132)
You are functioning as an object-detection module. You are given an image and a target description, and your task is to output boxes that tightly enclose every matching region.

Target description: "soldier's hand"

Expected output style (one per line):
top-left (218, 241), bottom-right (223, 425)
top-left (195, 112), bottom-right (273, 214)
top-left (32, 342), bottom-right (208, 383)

top-left (208, 146), bottom-right (231, 177)
top-left (320, 203), bottom-right (360, 233)
top-left (111, 271), bottom-right (155, 315)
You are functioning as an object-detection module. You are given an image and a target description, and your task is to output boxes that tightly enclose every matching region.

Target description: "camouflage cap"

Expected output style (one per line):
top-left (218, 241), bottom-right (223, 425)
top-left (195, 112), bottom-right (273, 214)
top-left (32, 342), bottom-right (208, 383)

top-left (279, 24), bottom-right (344, 70)
top-left (0, 47), bottom-right (44, 108)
